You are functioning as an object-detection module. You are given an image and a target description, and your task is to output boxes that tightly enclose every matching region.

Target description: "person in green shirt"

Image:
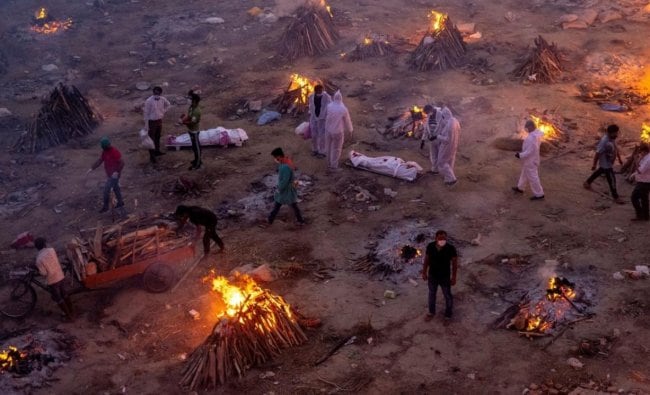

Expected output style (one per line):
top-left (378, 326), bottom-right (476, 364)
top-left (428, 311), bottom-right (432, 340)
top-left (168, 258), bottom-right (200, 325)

top-left (267, 148), bottom-right (306, 225)
top-left (180, 91), bottom-right (202, 170)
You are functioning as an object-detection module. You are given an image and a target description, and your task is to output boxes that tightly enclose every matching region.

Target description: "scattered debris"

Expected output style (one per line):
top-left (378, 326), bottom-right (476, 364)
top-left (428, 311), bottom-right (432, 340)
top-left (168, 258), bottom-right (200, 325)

top-left (578, 83), bottom-right (649, 111)
top-left (566, 357), bottom-right (584, 369)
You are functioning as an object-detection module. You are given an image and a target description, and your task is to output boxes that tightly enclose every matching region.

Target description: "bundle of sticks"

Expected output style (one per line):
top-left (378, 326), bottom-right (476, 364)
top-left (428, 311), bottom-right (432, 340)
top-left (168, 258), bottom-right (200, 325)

top-left (180, 279), bottom-right (307, 390)
top-left (345, 35), bottom-right (396, 62)
top-left (383, 108), bottom-right (427, 139)
top-left (279, 2), bottom-right (339, 59)
top-left (512, 36), bottom-right (564, 83)
top-left (577, 83), bottom-right (649, 110)
top-left (273, 77), bottom-right (337, 115)
top-left (408, 17), bottom-right (466, 71)
top-left (66, 215), bottom-right (188, 280)
top-left (15, 83), bottom-right (102, 153)
top-left (350, 253), bottom-right (397, 279)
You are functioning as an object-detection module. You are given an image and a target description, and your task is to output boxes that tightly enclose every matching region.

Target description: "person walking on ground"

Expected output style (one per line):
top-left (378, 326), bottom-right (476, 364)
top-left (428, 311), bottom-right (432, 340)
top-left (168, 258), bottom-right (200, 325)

top-left (34, 237), bottom-right (74, 320)
top-left (87, 137), bottom-right (125, 213)
top-left (174, 205), bottom-right (225, 255)
top-left (583, 124), bottom-right (625, 204)
top-left (512, 120), bottom-right (545, 200)
top-left (422, 230), bottom-right (458, 321)
top-left (420, 104), bottom-right (442, 173)
top-left (308, 84), bottom-right (331, 158)
top-left (436, 107), bottom-right (461, 186)
top-left (266, 148), bottom-right (306, 226)
top-left (324, 91), bottom-right (353, 171)
top-left (143, 86), bottom-right (171, 164)
top-left (180, 91), bottom-right (202, 170)
top-left (631, 142), bottom-right (650, 221)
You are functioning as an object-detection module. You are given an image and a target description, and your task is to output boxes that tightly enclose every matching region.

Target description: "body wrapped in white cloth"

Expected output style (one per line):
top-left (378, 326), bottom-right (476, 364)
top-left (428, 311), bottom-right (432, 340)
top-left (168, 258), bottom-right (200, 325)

top-left (349, 150), bottom-right (423, 181)
top-left (166, 127), bottom-right (249, 148)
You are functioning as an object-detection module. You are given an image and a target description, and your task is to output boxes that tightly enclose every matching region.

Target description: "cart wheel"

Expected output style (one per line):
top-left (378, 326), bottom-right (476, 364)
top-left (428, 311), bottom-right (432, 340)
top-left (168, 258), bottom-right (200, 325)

top-left (0, 279), bottom-right (37, 318)
top-left (143, 263), bottom-right (174, 293)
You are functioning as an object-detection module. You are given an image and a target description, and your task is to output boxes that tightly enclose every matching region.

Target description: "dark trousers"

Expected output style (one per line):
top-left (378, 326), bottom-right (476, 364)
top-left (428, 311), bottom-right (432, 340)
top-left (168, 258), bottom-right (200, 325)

top-left (103, 177), bottom-right (124, 209)
top-left (189, 131), bottom-right (201, 166)
top-left (148, 119), bottom-right (163, 161)
top-left (631, 182), bottom-right (650, 220)
top-left (428, 278), bottom-right (453, 317)
top-left (203, 224), bottom-right (224, 254)
top-left (49, 280), bottom-right (66, 304)
top-left (268, 202), bottom-right (304, 224)
top-left (586, 167), bottom-right (618, 198)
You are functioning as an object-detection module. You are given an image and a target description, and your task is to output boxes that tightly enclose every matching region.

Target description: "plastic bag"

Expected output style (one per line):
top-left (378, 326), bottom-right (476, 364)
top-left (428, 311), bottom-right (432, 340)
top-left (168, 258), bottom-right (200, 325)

top-left (295, 122), bottom-right (311, 140)
top-left (257, 110), bottom-right (281, 125)
top-left (139, 129), bottom-right (155, 150)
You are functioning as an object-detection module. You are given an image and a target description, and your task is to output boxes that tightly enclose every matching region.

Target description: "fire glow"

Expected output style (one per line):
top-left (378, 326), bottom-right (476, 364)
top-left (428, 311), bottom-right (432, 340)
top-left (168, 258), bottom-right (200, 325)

top-left (524, 277), bottom-right (576, 333)
top-left (320, 0), bottom-right (333, 17)
top-left (288, 73), bottom-right (317, 106)
top-left (641, 123), bottom-right (650, 143)
top-left (0, 346), bottom-right (26, 373)
top-left (31, 7), bottom-right (73, 34)
top-left (530, 115), bottom-right (559, 141)
top-left (428, 10), bottom-right (447, 33)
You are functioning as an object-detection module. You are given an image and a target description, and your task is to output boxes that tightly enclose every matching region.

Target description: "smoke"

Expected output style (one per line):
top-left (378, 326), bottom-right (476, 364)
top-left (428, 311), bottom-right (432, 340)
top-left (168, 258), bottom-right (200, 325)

top-left (273, 0), bottom-right (318, 17)
top-left (537, 259), bottom-right (559, 282)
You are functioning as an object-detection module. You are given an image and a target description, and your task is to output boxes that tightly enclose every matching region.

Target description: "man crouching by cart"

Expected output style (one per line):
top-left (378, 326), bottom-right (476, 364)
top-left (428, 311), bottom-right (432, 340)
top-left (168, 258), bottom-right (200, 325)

top-left (174, 205), bottom-right (225, 255)
top-left (35, 237), bottom-right (75, 320)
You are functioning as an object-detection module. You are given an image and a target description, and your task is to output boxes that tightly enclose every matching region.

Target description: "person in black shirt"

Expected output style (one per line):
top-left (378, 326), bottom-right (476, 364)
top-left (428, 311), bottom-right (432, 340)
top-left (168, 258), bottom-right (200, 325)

top-left (421, 230), bottom-right (458, 320)
top-left (174, 205), bottom-right (225, 255)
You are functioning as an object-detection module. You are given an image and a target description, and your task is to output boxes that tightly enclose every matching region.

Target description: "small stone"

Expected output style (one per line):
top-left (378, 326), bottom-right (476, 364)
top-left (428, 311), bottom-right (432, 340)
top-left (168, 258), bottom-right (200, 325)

top-left (363, 80), bottom-right (374, 87)
top-left (548, 389), bottom-right (559, 395)
top-left (135, 81), bottom-right (150, 91)
top-left (567, 357), bottom-right (584, 369)
top-left (204, 17), bottom-right (225, 24)
top-left (248, 100), bottom-right (262, 111)
top-left (612, 271), bottom-right (624, 280)
top-left (529, 384), bottom-right (539, 390)
top-left (42, 64), bottom-right (59, 72)
top-left (598, 10), bottom-right (623, 24)
top-left (612, 328), bottom-right (621, 337)
top-left (0, 108), bottom-right (11, 117)
top-left (558, 14), bottom-right (578, 23)
top-left (467, 373), bottom-right (476, 380)
top-left (383, 290), bottom-right (396, 299)
top-left (578, 9), bottom-right (599, 25)
top-left (259, 371), bottom-right (275, 379)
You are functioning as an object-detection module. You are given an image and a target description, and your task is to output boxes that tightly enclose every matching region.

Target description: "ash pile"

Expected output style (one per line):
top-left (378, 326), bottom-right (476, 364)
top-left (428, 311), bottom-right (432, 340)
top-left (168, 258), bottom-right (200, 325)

top-left (351, 221), bottom-right (440, 281)
top-left (0, 329), bottom-right (75, 393)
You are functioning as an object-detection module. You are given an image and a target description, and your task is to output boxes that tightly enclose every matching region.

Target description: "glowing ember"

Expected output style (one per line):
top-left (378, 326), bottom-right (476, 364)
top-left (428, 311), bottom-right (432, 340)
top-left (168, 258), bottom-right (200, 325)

top-left (320, 0), bottom-right (333, 17)
top-left (363, 37), bottom-right (373, 45)
top-left (530, 115), bottom-right (559, 141)
top-left (400, 245), bottom-right (421, 260)
top-left (428, 10), bottom-right (447, 33)
top-left (288, 73), bottom-right (317, 106)
top-left (30, 7), bottom-right (73, 34)
top-left (35, 7), bottom-right (47, 20)
top-left (512, 276), bottom-right (580, 333)
top-left (641, 123), bottom-right (650, 143)
top-left (0, 346), bottom-right (27, 373)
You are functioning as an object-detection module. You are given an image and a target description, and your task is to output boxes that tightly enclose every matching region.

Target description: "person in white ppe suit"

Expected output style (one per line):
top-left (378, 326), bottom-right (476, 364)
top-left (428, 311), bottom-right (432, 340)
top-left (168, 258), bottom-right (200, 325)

top-left (420, 105), bottom-right (442, 173)
top-left (308, 85), bottom-right (331, 158)
top-left (324, 91), bottom-right (353, 170)
top-left (512, 120), bottom-right (545, 200)
top-left (436, 107), bottom-right (460, 186)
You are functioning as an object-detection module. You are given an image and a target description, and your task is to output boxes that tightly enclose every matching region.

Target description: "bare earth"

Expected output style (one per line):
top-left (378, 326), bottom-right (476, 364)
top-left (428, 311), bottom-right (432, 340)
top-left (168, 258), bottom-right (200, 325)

top-left (1, 0), bottom-right (649, 394)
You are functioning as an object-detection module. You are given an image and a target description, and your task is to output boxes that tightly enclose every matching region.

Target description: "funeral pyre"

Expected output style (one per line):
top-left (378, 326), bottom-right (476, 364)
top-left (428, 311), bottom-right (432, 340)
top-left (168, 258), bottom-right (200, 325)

top-left (512, 36), bottom-right (565, 83)
top-left (578, 82), bottom-right (650, 111)
top-left (408, 10), bottom-right (466, 71)
top-left (278, 0), bottom-right (338, 60)
top-left (493, 111), bottom-right (572, 153)
top-left (344, 34), bottom-right (397, 62)
top-left (66, 214), bottom-right (191, 280)
top-left (30, 7), bottom-right (73, 35)
top-left (382, 105), bottom-right (428, 139)
top-left (272, 73), bottom-right (337, 115)
top-left (351, 221), bottom-right (435, 280)
top-left (180, 274), bottom-right (307, 390)
top-left (15, 83), bottom-right (102, 153)
top-left (621, 123), bottom-right (650, 181)
top-left (0, 330), bottom-right (75, 392)
top-left (494, 276), bottom-right (592, 336)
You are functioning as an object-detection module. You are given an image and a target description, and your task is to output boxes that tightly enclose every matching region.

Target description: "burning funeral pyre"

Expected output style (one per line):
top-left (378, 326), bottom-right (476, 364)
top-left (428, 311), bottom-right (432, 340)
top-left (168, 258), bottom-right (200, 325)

top-left (0, 330), bottom-right (75, 392)
top-left (512, 36), bottom-right (565, 83)
top-left (66, 214), bottom-right (191, 280)
top-left (344, 34), bottom-right (397, 62)
top-left (351, 222), bottom-right (433, 279)
top-left (180, 274), bottom-right (307, 390)
top-left (278, 0), bottom-right (338, 60)
top-left (272, 73), bottom-right (337, 115)
top-left (408, 10), bottom-right (466, 71)
top-left (494, 276), bottom-right (591, 336)
top-left (14, 83), bottom-right (102, 153)
top-left (30, 7), bottom-right (73, 35)
top-left (382, 105), bottom-right (428, 139)
top-left (578, 82), bottom-right (650, 111)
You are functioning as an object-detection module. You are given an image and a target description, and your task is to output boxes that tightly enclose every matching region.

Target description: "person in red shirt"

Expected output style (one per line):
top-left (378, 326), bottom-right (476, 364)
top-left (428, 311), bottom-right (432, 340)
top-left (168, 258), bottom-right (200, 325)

top-left (87, 137), bottom-right (125, 213)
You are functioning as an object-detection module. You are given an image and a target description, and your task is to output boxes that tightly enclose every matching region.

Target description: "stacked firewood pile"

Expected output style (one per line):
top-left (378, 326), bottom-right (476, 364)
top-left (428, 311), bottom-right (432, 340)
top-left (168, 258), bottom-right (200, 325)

top-left (15, 83), bottom-right (101, 153)
top-left (66, 215), bottom-right (188, 280)
top-left (382, 106), bottom-right (427, 139)
top-left (279, 2), bottom-right (338, 60)
top-left (578, 83), bottom-right (649, 110)
top-left (408, 12), bottom-right (466, 71)
top-left (345, 35), bottom-right (396, 62)
top-left (180, 274), bottom-right (307, 390)
top-left (273, 74), bottom-right (337, 115)
top-left (512, 36), bottom-right (564, 83)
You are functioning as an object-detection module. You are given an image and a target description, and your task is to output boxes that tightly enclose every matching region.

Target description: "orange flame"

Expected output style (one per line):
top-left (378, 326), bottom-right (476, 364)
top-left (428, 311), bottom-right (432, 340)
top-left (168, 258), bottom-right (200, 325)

top-left (641, 123), bottom-right (650, 143)
top-left (428, 10), bottom-right (447, 33)
top-left (320, 0), bottom-right (333, 17)
top-left (35, 7), bottom-right (47, 20)
top-left (412, 105), bottom-right (423, 113)
top-left (530, 115), bottom-right (559, 141)
top-left (0, 346), bottom-right (26, 372)
top-left (363, 37), bottom-right (373, 45)
top-left (289, 73), bottom-right (317, 106)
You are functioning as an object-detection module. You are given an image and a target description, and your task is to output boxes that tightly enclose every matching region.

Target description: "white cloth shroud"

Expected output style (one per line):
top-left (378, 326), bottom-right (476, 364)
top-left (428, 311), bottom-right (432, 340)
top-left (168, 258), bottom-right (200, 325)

top-left (349, 150), bottom-right (423, 181)
top-left (167, 127), bottom-right (249, 147)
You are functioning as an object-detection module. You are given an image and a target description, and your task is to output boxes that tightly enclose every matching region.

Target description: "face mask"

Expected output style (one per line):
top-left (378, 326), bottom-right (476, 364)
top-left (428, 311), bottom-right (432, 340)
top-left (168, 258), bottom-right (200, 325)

top-left (437, 240), bottom-right (446, 247)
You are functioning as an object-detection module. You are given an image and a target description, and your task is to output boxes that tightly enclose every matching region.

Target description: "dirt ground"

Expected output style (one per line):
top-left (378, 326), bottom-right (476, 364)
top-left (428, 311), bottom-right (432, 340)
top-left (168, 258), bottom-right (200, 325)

top-left (1, 0), bottom-right (649, 394)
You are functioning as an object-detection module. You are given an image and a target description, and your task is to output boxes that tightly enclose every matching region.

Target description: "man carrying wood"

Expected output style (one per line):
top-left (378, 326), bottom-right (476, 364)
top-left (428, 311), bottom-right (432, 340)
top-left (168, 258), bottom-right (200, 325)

top-left (34, 237), bottom-right (74, 320)
top-left (174, 205), bottom-right (224, 255)
top-left (422, 230), bottom-right (458, 321)
top-left (143, 86), bottom-right (171, 164)
top-left (87, 137), bottom-right (125, 213)
top-left (583, 124), bottom-right (624, 204)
